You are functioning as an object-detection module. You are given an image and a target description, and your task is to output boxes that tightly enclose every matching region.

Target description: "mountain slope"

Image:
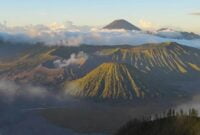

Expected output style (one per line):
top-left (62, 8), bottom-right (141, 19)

top-left (64, 63), bottom-right (144, 99)
top-left (97, 42), bottom-right (200, 74)
top-left (1, 42), bottom-right (200, 100)
top-left (64, 62), bottom-right (184, 100)
top-left (103, 19), bottom-right (141, 31)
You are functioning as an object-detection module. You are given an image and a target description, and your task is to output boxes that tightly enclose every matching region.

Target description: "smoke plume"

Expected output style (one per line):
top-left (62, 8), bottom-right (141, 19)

top-left (53, 51), bottom-right (88, 68)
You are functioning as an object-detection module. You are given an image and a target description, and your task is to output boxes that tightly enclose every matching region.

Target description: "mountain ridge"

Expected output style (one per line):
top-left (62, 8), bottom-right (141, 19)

top-left (0, 42), bottom-right (200, 100)
top-left (97, 42), bottom-right (200, 73)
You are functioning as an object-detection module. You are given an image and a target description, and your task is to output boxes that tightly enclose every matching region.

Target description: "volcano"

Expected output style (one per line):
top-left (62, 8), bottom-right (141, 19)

top-left (103, 19), bottom-right (141, 31)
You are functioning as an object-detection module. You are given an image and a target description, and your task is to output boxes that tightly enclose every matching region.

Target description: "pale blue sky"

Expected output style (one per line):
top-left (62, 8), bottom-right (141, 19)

top-left (0, 0), bottom-right (200, 32)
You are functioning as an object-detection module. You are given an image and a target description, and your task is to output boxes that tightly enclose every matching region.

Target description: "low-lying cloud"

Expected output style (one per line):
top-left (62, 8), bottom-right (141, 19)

top-left (0, 21), bottom-right (200, 48)
top-left (175, 79), bottom-right (200, 115)
top-left (0, 80), bottom-right (51, 102)
top-left (54, 51), bottom-right (88, 68)
top-left (176, 94), bottom-right (200, 116)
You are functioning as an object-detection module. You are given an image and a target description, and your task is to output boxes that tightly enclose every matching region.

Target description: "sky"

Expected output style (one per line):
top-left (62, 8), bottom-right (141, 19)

top-left (0, 0), bottom-right (200, 32)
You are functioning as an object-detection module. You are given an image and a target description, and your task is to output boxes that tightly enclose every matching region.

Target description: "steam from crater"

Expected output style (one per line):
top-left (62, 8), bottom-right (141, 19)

top-left (53, 51), bottom-right (88, 68)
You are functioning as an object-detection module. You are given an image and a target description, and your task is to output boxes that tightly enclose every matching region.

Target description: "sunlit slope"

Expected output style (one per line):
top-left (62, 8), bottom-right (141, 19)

top-left (64, 63), bottom-right (143, 99)
top-left (0, 45), bottom-right (59, 82)
top-left (1, 42), bottom-right (200, 87)
top-left (0, 45), bottom-right (56, 71)
top-left (64, 62), bottom-right (183, 99)
top-left (98, 42), bottom-right (200, 73)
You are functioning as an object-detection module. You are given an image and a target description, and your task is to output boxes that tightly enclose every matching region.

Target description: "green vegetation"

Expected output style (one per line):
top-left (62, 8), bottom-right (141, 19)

top-left (115, 108), bottom-right (200, 135)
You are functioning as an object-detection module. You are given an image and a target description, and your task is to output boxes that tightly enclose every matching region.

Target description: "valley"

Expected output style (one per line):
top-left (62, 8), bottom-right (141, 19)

top-left (0, 41), bottom-right (200, 134)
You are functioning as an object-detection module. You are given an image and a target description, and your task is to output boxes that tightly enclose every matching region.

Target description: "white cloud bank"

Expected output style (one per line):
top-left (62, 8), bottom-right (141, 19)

top-left (0, 21), bottom-right (200, 48)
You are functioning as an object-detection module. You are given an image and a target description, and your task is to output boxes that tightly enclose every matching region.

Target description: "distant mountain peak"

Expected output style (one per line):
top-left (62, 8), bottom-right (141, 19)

top-left (157, 28), bottom-right (175, 32)
top-left (103, 19), bottom-right (141, 31)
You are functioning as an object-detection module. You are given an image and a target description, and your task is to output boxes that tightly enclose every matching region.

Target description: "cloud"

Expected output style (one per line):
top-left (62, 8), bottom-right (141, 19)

top-left (0, 79), bottom-right (84, 105)
top-left (156, 28), bottom-right (183, 38)
top-left (54, 51), bottom-right (88, 68)
top-left (139, 19), bottom-right (155, 30)
top-left (0, 80), bottom-right (19, 101)
top-left (0, 21), bottom-right (93, 46)
top-left (190, 12), bottom-right (200, 16)
top-left (174, 79), bottom-right (200, 114)
top-left (0, 80), bottom-right (51, 102)
top-left (176, 94), bottom-right (200, 115)
top-left (0, 21), bottom-right (199, 48)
